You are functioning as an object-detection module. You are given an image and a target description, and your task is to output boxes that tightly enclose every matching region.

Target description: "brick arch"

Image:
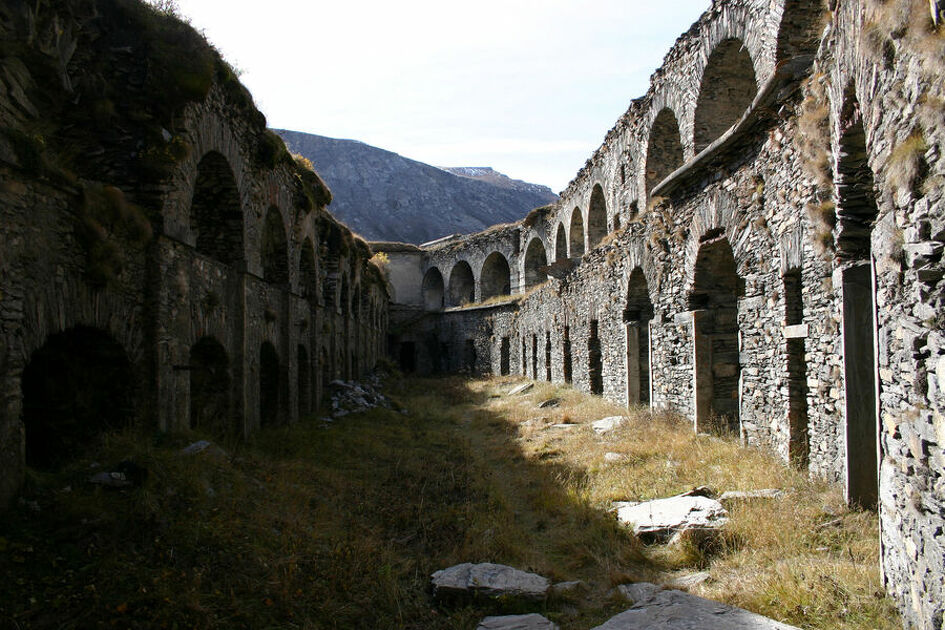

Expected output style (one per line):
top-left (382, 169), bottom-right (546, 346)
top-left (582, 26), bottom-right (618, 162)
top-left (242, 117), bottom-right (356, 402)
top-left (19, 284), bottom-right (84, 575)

top-left (682, 192), bottom-right (751, 297)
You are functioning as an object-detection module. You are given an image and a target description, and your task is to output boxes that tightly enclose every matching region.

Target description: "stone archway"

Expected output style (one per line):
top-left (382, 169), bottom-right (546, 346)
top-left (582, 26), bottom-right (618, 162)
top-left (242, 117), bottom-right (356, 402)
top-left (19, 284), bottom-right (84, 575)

top-left (190, 336), bottom-right (231, 436)
top-left (625, 268), bottom-right (654, 406)
top-left (22, 327), bottom-right (134, 469)
top-left (646, 108), bottom-right (684, 194)
top-left (587, 185), bottom-right (608, 249)
top-left (694, 38), bottom-right (759, 153)
top-left (523, 238), bottom-right (548, 290)
top-left (569, 207), bottom-right (585, 258)
top-left (689, 235), bottom-right (741, 433)
top-left (191, 151), bottom-right (244, 265)
top-left (481, 252), bottom-right (511, 300)
top-left (448, 261), bottom-right (475, 306)
top-left (422, 267), bottom-right (445, 310)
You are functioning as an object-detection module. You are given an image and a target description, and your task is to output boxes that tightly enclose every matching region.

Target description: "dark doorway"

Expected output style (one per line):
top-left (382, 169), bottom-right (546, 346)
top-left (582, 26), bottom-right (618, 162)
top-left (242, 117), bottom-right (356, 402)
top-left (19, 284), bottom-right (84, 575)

top-left (260, 342), bottom-right (281, 427)
top-left (190, 336), bottom-right (231, 436)
top-left (545, 331), bottom-right (552, 381)
top-left (500, 337), bottom-right (511, 376)
top-left (399, 342), bottom-right (417, 373)
top-left (531, 334), bottom-right (538, 379)
top-left (625, 268), bottom-right (654, 406)
top-left (783, 268), bottom-right (809, 467)
top-left (589, 320), bottom-right (603, 395)
top-left (465, 339), bottom-right (477, 375)
top-left (298, 345), bottom-right (311, 418)
top-left (563, 326), bottom-right (573, 384)
top-left (689, 236), bottom-right (741, 432)
top-left (23, 327), bottom-right (134, 469)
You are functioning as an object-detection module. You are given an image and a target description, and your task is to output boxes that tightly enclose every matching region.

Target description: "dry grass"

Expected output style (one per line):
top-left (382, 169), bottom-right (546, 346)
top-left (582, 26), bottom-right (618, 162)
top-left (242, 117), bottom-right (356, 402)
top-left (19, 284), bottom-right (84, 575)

top-left (0, 376), bottom-right (900, 629)
top-left (864, 0), bottom-right (945, 75)
top-left (807, 201), bottom-right (837, 257)
top-left (796, 71), bottom-right (833, 197)
top-left (885, 130), bottom-right (929, 195)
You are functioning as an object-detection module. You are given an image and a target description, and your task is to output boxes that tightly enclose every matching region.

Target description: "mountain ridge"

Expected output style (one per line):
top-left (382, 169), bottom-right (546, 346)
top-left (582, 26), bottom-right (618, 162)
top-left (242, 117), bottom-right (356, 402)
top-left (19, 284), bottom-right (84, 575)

top-left (274, 129), bottom-right (557, 244)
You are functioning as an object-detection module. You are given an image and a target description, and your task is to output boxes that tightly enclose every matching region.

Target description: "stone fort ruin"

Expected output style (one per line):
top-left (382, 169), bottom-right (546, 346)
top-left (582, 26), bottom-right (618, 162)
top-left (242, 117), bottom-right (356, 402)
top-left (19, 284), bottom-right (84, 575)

top-left (377, 1), bottom-right (945, 627)
top-left (1, 0), bottom-right (944, 628)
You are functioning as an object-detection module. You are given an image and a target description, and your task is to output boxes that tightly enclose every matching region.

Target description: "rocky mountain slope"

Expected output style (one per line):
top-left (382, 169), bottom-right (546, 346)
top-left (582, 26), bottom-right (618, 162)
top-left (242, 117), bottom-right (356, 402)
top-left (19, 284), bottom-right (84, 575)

top-left (275, 130), bottom-right (558, 244)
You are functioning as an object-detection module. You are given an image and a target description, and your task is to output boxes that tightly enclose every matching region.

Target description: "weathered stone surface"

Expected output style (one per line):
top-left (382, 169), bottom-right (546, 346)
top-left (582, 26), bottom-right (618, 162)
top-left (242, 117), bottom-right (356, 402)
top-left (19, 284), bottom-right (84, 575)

top-left (508, 383), bottom-right (535, 396)
top-left (614, 582), bottom-right (661, 603)
top-left (431, 563), bottom-right (550, 601)
top-left (476, 614), bottom-right (559, 630)
top-left (616, 494), bottom-right (729, 539)
top-left (592, 587), bottom-right (800, 629)
top-left (538, 398), bottom-right (561, 408)
top-left (604, 452), bottom-right (628, 463)
top-left (718, 489), bottom-right (785, 503)
top-left (592, 416), bottom-right (628, 435)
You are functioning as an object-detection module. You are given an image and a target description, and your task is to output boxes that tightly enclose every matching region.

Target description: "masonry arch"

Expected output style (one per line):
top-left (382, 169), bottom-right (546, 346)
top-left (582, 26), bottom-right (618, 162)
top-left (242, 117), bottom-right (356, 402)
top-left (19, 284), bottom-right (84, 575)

top-left (260, 341), bottom-right (282, 427)
top-left (191, 151), bottom-right (244, 265)
top-left (587, 184), bottom-right (608, 249)
top-left (523, 237), bottom-right (548, 290)
top-left (646, 108), bottom-right (685, 194)
top-left (569, 207), bottom-right (585, 258)
top-left (299, 237), bottom-right (318, 300)
top-left (422, 267), bottom-right (445, 311)
top-left (480, 252), bottom-right (511, 300)
top-left (189, 336), bottom-right (231, 436)
top-left (624, 268), bottom-right (654, 407)
top-left (689, 235), bottom-right (741, 433)
top-left (22, 326), bottom-right (134, 469)
top-left (693, 38), bottom-right (759, 153)
top-left (836, 88), bottom-right (880, 509)
top-left (554, 222), bottom-right (567, 261)
top-left (262, 206), bottom-right (289, 285)
top-left (448, 261), bottom-right (475, 306)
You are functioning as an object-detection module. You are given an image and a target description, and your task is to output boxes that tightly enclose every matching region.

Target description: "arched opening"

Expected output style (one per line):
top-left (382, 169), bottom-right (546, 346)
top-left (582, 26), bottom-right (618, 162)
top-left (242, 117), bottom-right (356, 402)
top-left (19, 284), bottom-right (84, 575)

top-left (190, 336), bottom-right (231, 436)
top-left (191, 151), bottom-right (244, 265)
top-left (23, 327), bottom-right (134, 469)
top-left (523, 238), bottom-right (548, 290)
top-left (646, 108), bottom-right (685, 194)
top-left (784, 267), bottom-right (809, 468)
top-left (480, 252), bottom-right (511, 300)
top-left (836, 90), bottom-right (879, 509)
top-left (689, 236), bottom-right (741, 433)
top-left (588, 320), bottom-right (603, 395)
top-left (569, 207), bottom-right (585, 258)
top-left (262, 206), bottom-right (289, 286)
top-left (587, 185), bottom-right (608, 249)
top-left (298, 344), bottom-right (311, 418)
top-left (448, 261), bottom-right (475, 306)
top-left (694, 38), bottom-right (759, 153)
top-left (554, 223), bottom-right (568, 261)
top-left (422, 267), bottom-right (445, 311)
top-left (260, 341), bottom-right (281, 427)
top-left (625, 268), bottom-right (654, 406)
top-left (299, 238), bottom-right (317, 300)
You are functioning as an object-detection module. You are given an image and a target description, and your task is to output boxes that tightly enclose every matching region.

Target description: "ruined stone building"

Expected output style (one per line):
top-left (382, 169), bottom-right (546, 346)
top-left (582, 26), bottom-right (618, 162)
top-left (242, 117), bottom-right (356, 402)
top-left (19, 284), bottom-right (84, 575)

top-left (377, 1), bottom-right (945, 627)
top-left (0, 1), bottom-right (388, 507)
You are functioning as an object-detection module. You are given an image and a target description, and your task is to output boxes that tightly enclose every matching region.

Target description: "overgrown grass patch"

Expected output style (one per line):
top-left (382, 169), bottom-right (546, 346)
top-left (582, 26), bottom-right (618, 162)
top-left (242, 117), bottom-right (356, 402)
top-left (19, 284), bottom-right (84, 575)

top-left (1, 375), bottom-right (900, 628)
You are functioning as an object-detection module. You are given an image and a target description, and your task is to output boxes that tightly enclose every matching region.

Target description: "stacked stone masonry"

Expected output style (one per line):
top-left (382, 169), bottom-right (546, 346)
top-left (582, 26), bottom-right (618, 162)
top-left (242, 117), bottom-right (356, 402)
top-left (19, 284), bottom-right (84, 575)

top-left (0, 1), bottom-right (387, 513)
top-left (377, 1), bottom-right (945, 627)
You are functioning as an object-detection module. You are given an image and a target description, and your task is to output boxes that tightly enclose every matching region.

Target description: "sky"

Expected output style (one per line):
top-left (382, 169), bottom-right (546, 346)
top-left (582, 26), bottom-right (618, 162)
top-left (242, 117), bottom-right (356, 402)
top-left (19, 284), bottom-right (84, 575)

top-left (172, 0), bottom-right (709, 193)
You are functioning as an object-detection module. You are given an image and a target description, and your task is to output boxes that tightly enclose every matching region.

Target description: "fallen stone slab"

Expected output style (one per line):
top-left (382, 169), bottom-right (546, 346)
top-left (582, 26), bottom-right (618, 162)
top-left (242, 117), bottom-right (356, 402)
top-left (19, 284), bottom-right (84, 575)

top-left (718, 489), bottom-right (785, 503)
top-left (592, 416), bottom-right (628, 435)
top-left (591, 586), bottom-right (801, 629)
top-left (431, 563), bottom-right (550, 602)
top-left (615, 493), bottom-right (728, 541)
top-left (180, 440), bottom-right (227, 458)
top-left (547, 423), bottom-right (577, 431)
top-left (538, 398), bottom-right (560, 408)
top-left (667, 571), bottom-right (711, 589)
top-left (508, 383), bottom-right (535, 396)
top-left (604, 452), bottom-right (628, 463)
top-left (477, 614), bottom-right (559, 630)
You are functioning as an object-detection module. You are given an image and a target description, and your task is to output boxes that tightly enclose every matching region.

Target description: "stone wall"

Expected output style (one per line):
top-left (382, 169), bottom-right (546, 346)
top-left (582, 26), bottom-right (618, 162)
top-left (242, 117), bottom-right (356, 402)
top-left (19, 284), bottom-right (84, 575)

top-left (381, 1), bottom-right (945, 626)
top-left (0, 0), bottom-right (387, 507)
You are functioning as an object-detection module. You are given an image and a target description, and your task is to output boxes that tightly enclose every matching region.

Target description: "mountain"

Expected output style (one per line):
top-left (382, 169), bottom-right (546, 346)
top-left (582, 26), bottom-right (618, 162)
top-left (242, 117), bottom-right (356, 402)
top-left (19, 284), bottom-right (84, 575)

top-left (274, 130), bottom-right (558, 244)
